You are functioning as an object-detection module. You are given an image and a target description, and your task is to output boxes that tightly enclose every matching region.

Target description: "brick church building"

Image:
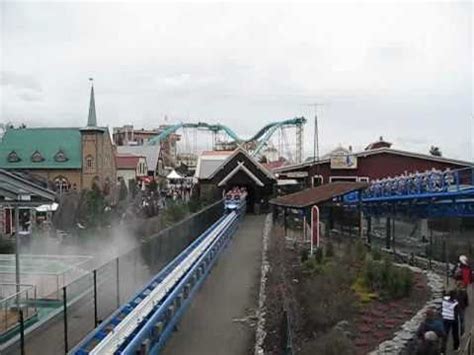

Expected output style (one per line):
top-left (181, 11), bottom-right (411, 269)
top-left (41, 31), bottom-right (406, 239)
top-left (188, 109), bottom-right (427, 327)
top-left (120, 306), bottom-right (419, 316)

top-left (0, 84), bottom-right (116, 194)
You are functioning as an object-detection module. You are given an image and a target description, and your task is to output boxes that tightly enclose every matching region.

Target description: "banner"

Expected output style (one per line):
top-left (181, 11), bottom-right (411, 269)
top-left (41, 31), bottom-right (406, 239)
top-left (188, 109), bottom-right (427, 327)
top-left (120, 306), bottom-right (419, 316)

top-left (330, 154), bottom-right (358, 169)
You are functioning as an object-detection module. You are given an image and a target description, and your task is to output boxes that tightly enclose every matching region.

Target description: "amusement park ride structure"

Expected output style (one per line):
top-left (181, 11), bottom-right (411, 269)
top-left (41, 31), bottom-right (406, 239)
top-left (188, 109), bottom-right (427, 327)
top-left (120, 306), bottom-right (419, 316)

top-left (147, 117), bottom-right (307, 163)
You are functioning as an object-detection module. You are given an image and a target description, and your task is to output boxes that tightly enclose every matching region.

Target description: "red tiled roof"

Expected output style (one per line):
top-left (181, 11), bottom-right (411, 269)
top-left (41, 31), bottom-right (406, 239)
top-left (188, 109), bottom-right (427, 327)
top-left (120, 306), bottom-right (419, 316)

top-left (116, 154), bottom-right (141, 169)
top-left (270, 182), bottom-right (368, 208)
top-left (263, 160), bottom-right (287, 170)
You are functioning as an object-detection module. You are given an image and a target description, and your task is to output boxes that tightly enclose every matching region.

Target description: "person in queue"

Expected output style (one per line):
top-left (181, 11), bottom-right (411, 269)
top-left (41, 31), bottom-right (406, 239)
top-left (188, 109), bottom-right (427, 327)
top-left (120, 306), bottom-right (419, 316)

top-left (416, 308), bottom-right (445, 354)
top-left (453, 280), bottom-right (469, 337)
top-left (441, 290), bottom-right (460, 352)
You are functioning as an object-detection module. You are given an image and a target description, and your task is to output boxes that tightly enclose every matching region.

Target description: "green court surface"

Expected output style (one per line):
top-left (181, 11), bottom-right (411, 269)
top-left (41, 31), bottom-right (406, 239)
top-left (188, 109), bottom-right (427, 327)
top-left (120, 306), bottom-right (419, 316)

top-left (0, 255), bottom-right (91, 275)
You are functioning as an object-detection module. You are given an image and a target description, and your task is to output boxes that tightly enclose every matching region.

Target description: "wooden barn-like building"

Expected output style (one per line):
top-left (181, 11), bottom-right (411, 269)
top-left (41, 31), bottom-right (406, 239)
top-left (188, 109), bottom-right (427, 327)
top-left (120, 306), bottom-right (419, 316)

top-left (195, 148), bottom-right (276, 212)
top-left (274, 137), bottom-right (473, 187)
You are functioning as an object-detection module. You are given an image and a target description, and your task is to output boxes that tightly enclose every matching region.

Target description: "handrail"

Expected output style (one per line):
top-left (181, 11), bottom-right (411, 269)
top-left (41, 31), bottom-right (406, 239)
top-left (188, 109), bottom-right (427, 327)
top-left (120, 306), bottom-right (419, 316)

top-left (0, 284), bottom-right (35, 304)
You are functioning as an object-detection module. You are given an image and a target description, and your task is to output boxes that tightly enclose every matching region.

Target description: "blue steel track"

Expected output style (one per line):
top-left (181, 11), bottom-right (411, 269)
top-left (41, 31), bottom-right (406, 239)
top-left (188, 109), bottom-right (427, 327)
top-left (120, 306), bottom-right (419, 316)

top-left (72, 199), bottom-right (246, 354)
top-left (343, 167), bottom-right (474, 218)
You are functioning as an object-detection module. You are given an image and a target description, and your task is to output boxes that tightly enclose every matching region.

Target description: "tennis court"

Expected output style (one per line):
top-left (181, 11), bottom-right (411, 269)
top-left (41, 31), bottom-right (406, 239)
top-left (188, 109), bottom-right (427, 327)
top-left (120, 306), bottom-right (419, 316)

top-left (0, 255), bottom-right (92, 299)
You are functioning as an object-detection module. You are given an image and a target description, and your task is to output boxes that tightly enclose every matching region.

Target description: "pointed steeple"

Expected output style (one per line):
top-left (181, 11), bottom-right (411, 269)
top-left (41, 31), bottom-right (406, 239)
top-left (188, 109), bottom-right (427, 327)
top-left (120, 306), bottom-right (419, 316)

top-left (87, 79), bottom-right (97, 127)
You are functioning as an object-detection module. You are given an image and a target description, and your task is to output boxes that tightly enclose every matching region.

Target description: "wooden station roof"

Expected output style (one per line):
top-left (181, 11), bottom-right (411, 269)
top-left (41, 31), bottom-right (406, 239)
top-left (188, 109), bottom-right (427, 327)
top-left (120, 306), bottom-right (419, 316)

top-left (270, 182), bottom-right (368, 208)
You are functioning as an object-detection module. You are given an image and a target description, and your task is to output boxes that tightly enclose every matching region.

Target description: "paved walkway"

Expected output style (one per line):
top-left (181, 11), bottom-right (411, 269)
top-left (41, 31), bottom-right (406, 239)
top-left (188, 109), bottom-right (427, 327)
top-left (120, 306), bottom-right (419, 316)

top-left (163, 215), bottom-right (265, 355)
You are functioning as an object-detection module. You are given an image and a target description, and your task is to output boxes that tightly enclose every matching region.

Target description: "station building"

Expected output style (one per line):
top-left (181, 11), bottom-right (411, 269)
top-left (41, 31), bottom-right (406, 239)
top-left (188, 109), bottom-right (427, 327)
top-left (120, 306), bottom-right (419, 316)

top-left (274, 137), bottom-right (473, 187)
top-left (195, 148), bottom-right (276, 212)
top-left (0, 169), bottom-right (57, 237)
top-left (0, 85), bottom-right (116, 194)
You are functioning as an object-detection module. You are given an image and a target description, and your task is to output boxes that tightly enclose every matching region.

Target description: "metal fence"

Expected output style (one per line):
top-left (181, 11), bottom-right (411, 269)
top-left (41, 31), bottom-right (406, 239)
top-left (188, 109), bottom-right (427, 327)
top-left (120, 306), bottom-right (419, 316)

top-left (1, 200), bottom-right (223, 355)
top-left (0, 284), bottom-right (37, 337)
top-left (281, 309), bottom-right (293, 355)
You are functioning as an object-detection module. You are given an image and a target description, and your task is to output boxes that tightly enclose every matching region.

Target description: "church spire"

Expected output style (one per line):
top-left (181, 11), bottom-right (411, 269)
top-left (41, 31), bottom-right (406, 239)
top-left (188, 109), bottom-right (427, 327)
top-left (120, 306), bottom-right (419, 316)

top-left (87, 78), bottom-right (97, 127)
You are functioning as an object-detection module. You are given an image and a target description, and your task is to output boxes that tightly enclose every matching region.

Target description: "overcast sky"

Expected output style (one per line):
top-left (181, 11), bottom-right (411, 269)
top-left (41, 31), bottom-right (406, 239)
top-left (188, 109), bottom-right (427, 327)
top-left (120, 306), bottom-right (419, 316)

top-left (1, 1), bottom-right (472, 160)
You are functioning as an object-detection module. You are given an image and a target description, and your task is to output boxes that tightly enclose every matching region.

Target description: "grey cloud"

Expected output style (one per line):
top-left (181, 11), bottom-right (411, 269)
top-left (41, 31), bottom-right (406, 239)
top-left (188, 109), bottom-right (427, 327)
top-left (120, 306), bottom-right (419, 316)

top-left (17, 91), bottom-right (43, 102)
top-left (395, 136), bottom-right (430, 146)
top-left (0, 71), bottom-right (42, 92)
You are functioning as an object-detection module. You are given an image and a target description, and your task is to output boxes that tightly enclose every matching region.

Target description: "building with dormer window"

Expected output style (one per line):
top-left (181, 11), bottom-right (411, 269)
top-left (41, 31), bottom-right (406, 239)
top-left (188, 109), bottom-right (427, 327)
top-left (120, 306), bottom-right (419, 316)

top-left (0, 84), bottom-right (116, 194)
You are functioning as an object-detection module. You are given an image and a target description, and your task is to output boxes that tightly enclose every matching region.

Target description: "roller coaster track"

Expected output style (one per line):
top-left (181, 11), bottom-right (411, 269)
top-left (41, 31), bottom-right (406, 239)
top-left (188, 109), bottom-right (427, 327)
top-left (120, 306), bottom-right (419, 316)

top-left (146, 117), bottom-right (306, 157)
top-left (343, 167), bottom-right (474, 217)
top-left (72, 199), bottom-right (246, 354)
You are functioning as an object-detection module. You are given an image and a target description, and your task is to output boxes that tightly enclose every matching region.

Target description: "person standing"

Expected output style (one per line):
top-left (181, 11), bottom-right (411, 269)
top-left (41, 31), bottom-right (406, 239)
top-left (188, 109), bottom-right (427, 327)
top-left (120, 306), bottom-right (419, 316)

top-left (453, 280), bottom-right (469, 336)
top-left (441, 290), bottom-right (460, 352)
top-left (459, 255), bottom-right (473, 288)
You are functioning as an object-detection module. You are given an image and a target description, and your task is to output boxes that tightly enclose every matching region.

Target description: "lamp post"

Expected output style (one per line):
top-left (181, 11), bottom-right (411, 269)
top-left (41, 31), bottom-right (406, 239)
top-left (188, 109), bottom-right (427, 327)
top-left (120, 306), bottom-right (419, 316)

top-left (311, 205), bottom-right (320, 256)
top-left (15, 206), bottom-right (20, 296)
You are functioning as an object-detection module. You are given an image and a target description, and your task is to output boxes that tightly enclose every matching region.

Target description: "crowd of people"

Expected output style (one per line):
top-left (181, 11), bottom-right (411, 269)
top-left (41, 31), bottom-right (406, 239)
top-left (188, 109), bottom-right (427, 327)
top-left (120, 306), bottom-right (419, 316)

top-left (416, 255), bottom-right (473, 354)
top-left (366, 168), bottom-right (457, 198)
top-left (164, 183), bottom-right (193, 202)
top-left (225, 186), bottom-right (248, 201)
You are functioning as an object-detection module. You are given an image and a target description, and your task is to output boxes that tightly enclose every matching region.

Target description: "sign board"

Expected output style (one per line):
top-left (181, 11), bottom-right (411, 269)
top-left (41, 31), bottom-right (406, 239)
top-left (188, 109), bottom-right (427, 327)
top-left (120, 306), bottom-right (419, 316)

top-left (286, 171), bottom-right (308, 178)
top-left (330, 154), bottom-right (358, 169)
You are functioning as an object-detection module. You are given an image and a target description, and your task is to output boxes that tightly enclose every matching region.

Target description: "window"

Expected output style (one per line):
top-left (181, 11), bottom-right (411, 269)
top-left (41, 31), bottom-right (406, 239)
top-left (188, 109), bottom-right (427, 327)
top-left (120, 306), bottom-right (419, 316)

top-left (7, 151), bottom-right (21, 163)
top-left (31, 150), bottom-right (45, 162)
top-left (329, 176), bottom-right (358, 183)
top-left (54, 176), bottom-right (70, 194)
top-left (312, 175), bottom-right (323, 187)
top-left (358, 177), bottom-right (370, 183)
top-left (54, 150), bottom-right (68, 162)
top-left (85, 155), bottom-right (94, 172)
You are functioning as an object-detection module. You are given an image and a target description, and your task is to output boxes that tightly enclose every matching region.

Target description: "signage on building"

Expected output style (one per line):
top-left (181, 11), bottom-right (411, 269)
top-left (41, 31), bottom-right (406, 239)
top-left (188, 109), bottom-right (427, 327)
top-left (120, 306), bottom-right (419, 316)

top-left (330, 154), bottom-right (358, 169)
top-left (286, 171), bottom-right (308, 178)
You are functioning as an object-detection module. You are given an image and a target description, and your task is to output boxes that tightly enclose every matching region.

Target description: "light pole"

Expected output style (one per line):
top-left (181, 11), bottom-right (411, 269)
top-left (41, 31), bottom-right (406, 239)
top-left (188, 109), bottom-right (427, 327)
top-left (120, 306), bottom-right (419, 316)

top-left (307, 103), bottom-right (325, 186)
top-left (15, 206), bottom-right (20, 296)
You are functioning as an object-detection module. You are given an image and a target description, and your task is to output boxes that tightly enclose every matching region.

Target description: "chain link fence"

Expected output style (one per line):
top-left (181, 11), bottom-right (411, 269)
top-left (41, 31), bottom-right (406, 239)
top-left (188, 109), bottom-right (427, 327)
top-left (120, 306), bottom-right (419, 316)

top-left (1, 200), bottom-right (223, 355)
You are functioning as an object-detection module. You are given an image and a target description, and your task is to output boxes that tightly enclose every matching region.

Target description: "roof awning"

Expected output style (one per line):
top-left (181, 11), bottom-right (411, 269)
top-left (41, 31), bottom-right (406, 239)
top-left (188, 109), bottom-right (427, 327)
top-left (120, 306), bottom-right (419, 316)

top-left (270, 182), bottom-right (368, 208)
top-left (36, 203), bottom-right (59, 212)
top-left (277, 179), bottom-right (299, 186)
top-left (167, 170), bottom-right (183, 179)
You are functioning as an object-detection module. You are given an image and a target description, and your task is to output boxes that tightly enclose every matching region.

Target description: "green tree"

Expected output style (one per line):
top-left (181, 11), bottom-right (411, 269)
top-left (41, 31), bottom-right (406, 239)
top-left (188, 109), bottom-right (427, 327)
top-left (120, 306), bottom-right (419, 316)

top-left (85, 181), bottom-right (105, 226)
top-left (118, 178), bottom-right (128, 201)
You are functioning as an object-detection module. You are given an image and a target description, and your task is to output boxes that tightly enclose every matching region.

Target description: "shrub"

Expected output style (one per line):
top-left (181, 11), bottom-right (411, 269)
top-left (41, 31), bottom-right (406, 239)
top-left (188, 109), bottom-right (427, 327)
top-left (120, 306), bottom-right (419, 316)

top-left (162, 202), bottom-right (188, 226)
top-left (325, 241), bottom-right (335, 258)
top-left (298, 259), bottom-right (357, 332)
top-left (362, 256), bottom-right (414, 300)
top-left (371, 247), bottom-right (382, 261)
top-left (314, 247), bottom-right (324, 264)
top-left (302, 256), bottom-right (329, 275)
top-left (301, 248), bottom-right (309, 262)
top-left (352, 275), bottom-right (378, 303)
top-left (301, 328), bottom-right (356, 355)
top-left (187, 197), bottom-right (202, 213)
top-left (354, 240), bottom-right (367, 261)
